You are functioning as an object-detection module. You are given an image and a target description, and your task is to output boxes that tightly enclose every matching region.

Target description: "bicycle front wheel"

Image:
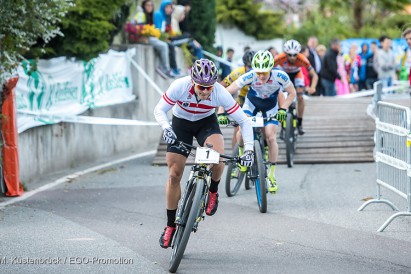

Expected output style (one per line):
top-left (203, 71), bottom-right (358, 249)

top-left (253, 140), bottom-right (267, 213)
top-left (225, 144), bottom-right (246, 197)
top-left (169, 178), bottom-right (205, 273)
top-left (285, 113), bottom-right (295, 168)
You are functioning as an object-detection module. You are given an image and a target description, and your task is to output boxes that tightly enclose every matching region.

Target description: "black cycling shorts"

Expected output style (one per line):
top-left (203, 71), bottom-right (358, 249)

top-left (167, 114), bottom-right (222, 157)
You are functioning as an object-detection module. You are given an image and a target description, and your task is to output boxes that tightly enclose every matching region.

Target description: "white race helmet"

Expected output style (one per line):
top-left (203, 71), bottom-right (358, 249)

top-left (284, 39), bottom-right (301, 55)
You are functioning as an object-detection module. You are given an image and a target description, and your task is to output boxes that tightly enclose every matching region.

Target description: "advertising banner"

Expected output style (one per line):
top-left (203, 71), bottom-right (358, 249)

top-left (16, 49), bottom-right (136, 133)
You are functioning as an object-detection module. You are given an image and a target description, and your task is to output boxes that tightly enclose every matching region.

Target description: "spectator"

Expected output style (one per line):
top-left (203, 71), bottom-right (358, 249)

top-left (307, 36), bottom-right (321, 74)
top-left (220, 48), bottom-right (234, 79)
top-left (300, 46), bottom-right (311, 89)
top-left (374, 35), bottom-right (396, 88)
top-left (320, 38), bottom-right (341, 96)
top-left (315, 44), bottom-right (327, 96)
top-left (400, 28), bottom-right (411, 84)
top-left (132, 0), bottom-right (176, 78)
top-left (316, 44), bottom-right (327, 59)
top-left (215, 46), bottom-right (224, 81)
top-left (336, 51), bottom-right (349, 95)
top-left (358, 42), bottom-right (370, 90)
top-left (176, 0), bottom-right (191, 34)
top-left (307, 36), bottom-right (323, 96)
top-left (267, 46), bottom-right (278, 58)
top-left (343, 44), bottom-right (361, 93)
top-left (365, 41), bottom-right (378, 89)
top-left (171, 4), bottom-right (203, 61)
top-left (154, 0), bottom-right (182, 76)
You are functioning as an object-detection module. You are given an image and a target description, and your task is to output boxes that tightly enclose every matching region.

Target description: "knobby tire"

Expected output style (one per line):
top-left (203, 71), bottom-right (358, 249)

top-left (225, 144), bottom-right (245, 197)
top-left (253, 140), bottom-right (267, 213)
top-left (285, 113), bottom-right (295, 168)
top-left (169, 178), bottom-right (205, 273)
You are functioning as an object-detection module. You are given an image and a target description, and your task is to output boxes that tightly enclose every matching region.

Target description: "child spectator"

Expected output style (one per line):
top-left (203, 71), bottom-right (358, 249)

top-left (343, 44), bottom-right (361, 93)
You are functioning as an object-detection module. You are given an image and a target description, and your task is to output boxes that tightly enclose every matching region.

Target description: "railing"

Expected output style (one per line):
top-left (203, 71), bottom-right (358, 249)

top-left (358, 101), bottom-right (411, 232)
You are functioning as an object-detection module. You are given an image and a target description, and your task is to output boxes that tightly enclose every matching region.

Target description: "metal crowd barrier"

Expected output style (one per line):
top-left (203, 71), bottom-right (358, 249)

top-left (358, 101), bottom-right (411, 232)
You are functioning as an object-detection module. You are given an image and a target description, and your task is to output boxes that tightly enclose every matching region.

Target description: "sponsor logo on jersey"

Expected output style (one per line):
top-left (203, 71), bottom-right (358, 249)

top-left (277, 72), bottom-right (288, 82)
top-left (242, 73), bottom-right (253, 81)
top-left (182, 101), bottom-right (190, 107)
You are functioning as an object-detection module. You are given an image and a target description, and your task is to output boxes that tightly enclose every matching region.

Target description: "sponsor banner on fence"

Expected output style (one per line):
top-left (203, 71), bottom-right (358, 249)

top-left (16, 49), bottom-right (136, 133)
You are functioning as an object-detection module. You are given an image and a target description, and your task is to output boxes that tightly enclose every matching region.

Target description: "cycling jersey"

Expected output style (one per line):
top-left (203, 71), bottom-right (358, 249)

top-left (223, 66), bottom-right (249, 97)
top-left (274, 52), bottom-right (313, 74)
top-left (154, 76), bottom-right (254, 151)
top-left (234, 68), bottom-right (291, 111)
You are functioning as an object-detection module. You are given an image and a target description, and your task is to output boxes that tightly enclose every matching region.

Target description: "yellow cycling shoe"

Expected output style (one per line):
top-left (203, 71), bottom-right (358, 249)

top-left (231, 166), bottom-right (239, 178)
top-left (238, 164), bottom-right (247, 173)
top-left (267, 176), bottom-right (278, 194)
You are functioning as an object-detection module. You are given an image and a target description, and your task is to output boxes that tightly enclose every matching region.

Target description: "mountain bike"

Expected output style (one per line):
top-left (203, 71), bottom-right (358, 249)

top-left (168, 141), bottom-right (239, 273)
top-left (224, 115), bottom-right (270, 212)
top-left (282, 101), bottom-right (298, 168)
top-left (243, 115), bottom-right (271, 213)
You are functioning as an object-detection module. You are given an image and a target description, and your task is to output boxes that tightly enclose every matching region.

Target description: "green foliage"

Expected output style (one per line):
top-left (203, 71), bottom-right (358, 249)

top-left (292, 0), bottom-right (411, 46)
top-left (41, 0), bottom-right (131, 61)
top-left (0, 0), bottom-right (73, 87)
top-left (189, 0), bottom-right (216, 51)
top-left (216, 0), bottom-right (285, 40)
top-left (318, 0), bottom-right (410, 32)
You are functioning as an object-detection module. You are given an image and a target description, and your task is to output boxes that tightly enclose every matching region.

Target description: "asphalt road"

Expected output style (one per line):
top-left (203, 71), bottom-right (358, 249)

top-left (1, 154), bottom-right (411, 274)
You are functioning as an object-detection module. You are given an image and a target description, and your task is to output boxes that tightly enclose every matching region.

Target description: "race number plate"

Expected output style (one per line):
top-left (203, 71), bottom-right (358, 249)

top-left (248, 116), bottom-right (264, 127)
top-left (195, 147), bottom-right (220, 164)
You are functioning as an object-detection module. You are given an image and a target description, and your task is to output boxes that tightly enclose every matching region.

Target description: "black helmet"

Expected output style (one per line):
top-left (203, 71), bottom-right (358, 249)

top-left (242, 50), bottom-right (256, 67)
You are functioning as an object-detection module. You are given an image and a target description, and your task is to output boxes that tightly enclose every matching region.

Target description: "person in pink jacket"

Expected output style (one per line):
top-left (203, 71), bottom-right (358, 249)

top-left (336, 52), bottom-right (349, 95)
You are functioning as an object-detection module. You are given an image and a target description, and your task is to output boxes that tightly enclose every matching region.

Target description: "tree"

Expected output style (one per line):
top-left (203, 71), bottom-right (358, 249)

top-left (319, 0), bottom-right (410, 33)
top-left (40, 0), bottom-right (132, 61)
top-left (216, 0), bottom-right (285, 40)
top-left (0, 0), bottom-right (73, 88)
top-left (189, 0), bottom-right (216, 51)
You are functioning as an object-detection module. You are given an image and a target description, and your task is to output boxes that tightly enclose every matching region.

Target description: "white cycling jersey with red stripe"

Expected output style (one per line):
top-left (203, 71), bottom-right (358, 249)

top-left (153, 76), bottom-right (254, 151)
top-left (155, 76), bottom-right (242, 125)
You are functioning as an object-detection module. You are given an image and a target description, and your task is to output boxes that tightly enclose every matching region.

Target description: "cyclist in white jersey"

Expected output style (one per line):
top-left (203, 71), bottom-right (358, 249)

top-left (154, 59), bottom-right (255, 249)
top-left (226, 50), bottom-right (296, 193)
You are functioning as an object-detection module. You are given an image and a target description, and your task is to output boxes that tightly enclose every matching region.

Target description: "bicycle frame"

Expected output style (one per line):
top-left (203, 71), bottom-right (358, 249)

top-left (169, 141), bottom-right (238, 273)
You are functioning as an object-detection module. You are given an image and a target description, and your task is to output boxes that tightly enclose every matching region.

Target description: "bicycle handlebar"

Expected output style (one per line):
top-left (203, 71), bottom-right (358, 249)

top-left (223, 115), bottom-right (277, 127)
top-left (175, 141), bottom-right (239, 163)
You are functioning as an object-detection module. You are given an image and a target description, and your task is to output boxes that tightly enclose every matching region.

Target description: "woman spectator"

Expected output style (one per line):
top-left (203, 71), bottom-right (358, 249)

top-left (132, 0), bottom-right (178, 78)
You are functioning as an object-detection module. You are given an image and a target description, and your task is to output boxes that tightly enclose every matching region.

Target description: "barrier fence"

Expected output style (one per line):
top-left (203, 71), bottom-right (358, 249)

top-left (358, 101), bottom-right (411, 232)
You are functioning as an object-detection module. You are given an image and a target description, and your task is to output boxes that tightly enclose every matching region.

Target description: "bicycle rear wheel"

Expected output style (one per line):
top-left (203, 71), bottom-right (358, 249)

top-left (285, 113), bottom-right (295, 168)
top-left (225, 144), bottom-right (245, 197)
top-left (253, 140), bottom-right (267, 213)
top-left (169, 178), bottom-right (205, 273)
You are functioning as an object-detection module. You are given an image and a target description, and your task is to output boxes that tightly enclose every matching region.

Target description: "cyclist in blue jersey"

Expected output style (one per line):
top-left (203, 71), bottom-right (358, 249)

top-left (226, 50), bottom-right (296, 193)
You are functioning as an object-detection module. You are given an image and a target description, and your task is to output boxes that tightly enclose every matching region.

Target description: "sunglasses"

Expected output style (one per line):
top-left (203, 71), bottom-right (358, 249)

top-left (196, 84), bottom-right (213, 91)
top-left (256, 72), bottom-right (269, 76)
top-left (287, 53), bottom-right (297, 57)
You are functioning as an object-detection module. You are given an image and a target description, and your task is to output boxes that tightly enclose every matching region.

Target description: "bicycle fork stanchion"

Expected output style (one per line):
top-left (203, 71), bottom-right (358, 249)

top-left (169, 141), bottom-right (240, 273)
top-left (358, 102), bottom-right (411, 232)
